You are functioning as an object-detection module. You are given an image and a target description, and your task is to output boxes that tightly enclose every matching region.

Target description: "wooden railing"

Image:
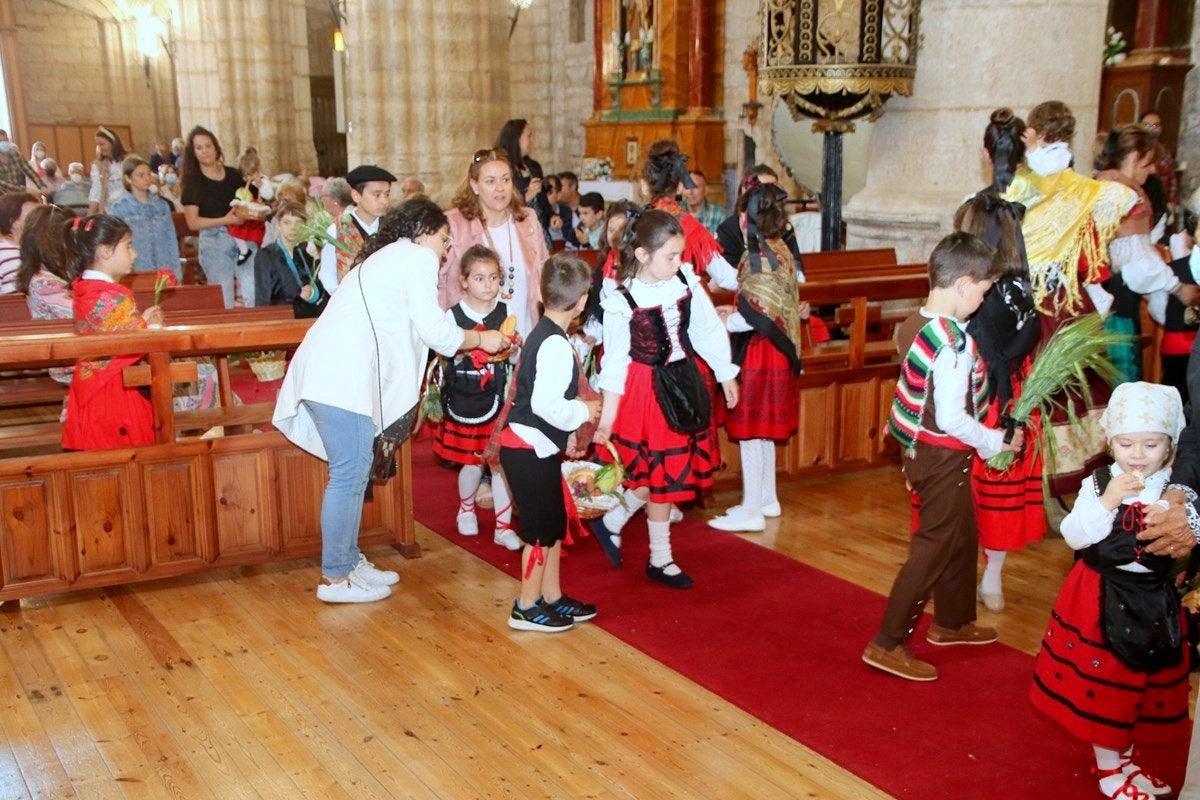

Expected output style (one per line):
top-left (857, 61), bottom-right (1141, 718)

top-left (0, 320), bottom-right (416, 604)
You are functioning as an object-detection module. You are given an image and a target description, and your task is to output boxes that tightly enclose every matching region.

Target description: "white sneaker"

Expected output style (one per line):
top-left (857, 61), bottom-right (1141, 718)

top-left (351, 554), bottom-right (399, 586)
top-left (316, 574), bottom-right (391, 604)
top-left (669, 506), bottom-right (684, 523)
top-left (707, 509), bottom-right (766, 532)
top-left (456, 511), bottom-right (479, 536)
top-left (494, 528), bottom-right (522, 551)
top-left (761, 501), bottom-right (782, 518)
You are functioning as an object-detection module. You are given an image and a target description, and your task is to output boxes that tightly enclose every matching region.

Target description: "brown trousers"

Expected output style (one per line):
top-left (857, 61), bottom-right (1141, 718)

top-left (878, 443), bottom-right (979, 642)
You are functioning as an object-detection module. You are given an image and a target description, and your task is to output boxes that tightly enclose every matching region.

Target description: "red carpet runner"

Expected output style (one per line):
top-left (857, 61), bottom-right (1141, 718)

top-left (409, 439), bottom-right (1190, 799)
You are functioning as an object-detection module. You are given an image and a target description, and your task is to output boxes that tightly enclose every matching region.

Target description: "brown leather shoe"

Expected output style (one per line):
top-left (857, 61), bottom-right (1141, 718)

top-left (862, 641), bottom-right (938, 682)
top-left (926, 622), bottom-right (998, 646)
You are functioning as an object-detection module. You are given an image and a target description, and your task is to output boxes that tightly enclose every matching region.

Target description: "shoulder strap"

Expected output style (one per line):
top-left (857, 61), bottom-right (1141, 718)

top-left (616, 283), bottom-right (637, 311)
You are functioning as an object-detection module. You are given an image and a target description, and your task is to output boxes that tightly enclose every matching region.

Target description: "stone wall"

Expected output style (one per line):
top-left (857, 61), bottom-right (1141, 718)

top-left (844, 0), bottom-right (1109, 261)
top-left (12, 0), bottom-right (178, 156)
top-left (508, 0), bottom-right (596, 176)
top-left (341, 0), bottom-right (511, 204)
top-left (174, 0), bottom-right (318, 175)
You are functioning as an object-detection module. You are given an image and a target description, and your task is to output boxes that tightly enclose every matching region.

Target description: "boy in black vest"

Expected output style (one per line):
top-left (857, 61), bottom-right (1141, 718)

top-left (498, 253), bottom-right (601, 632)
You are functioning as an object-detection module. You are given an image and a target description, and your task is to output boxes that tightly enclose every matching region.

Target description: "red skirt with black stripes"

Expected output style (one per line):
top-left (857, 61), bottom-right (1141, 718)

top-left (601, 362), bottom-right (718, 504)
top-left (971, 404), bottom-right (1045, 550)
top-left (725, 334), bottom-right (799, 441)
top-left (1029, 562), bottom-right (1189, 750)
top-left (433, 417), bottom-right (495, 466)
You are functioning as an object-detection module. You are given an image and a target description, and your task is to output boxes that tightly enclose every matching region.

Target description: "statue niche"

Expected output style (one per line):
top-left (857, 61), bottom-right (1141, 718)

top-left (621, 0), bottom-right (654, 78)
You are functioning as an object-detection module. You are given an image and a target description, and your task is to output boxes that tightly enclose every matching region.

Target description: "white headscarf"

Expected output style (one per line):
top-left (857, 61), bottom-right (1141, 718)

top-left (1099, 381), bottom-right (1186, 444)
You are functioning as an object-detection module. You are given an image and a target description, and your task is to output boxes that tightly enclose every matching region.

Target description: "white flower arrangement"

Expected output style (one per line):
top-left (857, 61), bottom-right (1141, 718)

top-left (582, 157), bottom-right (614, 181)
top-left (1104, 26), bottom-right (1128, 67)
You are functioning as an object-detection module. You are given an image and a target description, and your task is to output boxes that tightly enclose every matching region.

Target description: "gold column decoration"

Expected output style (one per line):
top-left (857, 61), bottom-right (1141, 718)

top-left (760, 0), bottom-right (921, 249)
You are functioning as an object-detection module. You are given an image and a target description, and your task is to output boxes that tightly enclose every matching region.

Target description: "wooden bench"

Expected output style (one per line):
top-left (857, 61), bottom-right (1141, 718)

top-left (800, 247), bottom-right (897, 274)
top-left (0, 319), bottom-right (416, 605)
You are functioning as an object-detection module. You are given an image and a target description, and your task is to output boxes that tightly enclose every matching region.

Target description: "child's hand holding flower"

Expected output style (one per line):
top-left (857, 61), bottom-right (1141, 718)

top-left (142, 306), bottom-right (164, 328)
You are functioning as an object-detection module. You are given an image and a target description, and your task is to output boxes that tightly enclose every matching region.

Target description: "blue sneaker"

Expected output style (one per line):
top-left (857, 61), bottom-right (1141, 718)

top-left (590, 518), bottom-right (622, 568)
top-left (508, 600), bottom-right (575, 632)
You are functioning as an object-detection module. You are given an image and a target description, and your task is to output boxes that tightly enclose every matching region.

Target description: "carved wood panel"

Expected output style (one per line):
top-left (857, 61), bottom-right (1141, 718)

top-left (0, 477), bottom-right (67, 592)
top-left (274, 447), bottom-right (325, 553)
top-left (141, 459), bottom-right (207, 568)
top-left (211, 450), bottom-right (275, 559)
top-left (69, 467), bottom-right (142, 579)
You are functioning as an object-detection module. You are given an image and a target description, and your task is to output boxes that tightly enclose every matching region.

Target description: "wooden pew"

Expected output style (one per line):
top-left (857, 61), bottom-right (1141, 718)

top-left (0, 319), bottom-right (417, 605)
top-left (800, 247), bottom-right (897, 274)
top-left (716, 273), bottom-right (928, 481)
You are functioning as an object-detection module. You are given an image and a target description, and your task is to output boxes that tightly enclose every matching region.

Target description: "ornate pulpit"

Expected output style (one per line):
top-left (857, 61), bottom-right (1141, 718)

top-left (584, 0), bottom-right (726, 200)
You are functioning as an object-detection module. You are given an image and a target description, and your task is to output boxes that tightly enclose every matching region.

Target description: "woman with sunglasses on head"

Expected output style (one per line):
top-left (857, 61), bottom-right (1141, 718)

top-left (441, 148), bottom-right (549, 339)
top-left (274, 199), bottom-right (513, 604)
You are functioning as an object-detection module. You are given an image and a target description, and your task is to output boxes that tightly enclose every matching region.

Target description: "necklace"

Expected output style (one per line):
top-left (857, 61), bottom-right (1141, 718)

top-left (483, 217), bottom-right (517, 301)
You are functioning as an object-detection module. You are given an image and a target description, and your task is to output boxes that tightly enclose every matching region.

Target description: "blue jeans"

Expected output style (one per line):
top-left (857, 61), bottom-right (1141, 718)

top-left (199, 226), bottom-right (256, 308)
top-left (305, 401), bottom-right (375, 578)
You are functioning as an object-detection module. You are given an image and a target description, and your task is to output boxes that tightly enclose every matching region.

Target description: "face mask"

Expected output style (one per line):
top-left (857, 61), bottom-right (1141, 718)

top-left (0, 142), bottom-right (15, 153)
top-left (1025, 141), bottom-right (1072, 177)
top-left (164, 173), bottom-right (177, 185)
top-left (70, 173), bottom-right (83, 185)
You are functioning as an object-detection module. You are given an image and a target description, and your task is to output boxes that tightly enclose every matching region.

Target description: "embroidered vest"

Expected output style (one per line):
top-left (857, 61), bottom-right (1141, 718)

top-left (889, 316), bottom-right (988, 456)
top-left (335, 213), bottom-right (369, 279)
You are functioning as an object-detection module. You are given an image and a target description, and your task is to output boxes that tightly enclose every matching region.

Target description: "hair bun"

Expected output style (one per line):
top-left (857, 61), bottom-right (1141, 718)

top-left (990, 108), bottom-right (1015, 126)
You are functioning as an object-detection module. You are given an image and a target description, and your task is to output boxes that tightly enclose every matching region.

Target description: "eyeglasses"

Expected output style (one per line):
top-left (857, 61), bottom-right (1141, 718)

top-left (1144, 121), bottom-right (1163, 129)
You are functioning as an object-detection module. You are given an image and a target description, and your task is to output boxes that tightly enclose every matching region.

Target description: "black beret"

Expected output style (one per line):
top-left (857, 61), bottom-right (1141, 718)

top-left (345, 165), bottom-right (396, 187)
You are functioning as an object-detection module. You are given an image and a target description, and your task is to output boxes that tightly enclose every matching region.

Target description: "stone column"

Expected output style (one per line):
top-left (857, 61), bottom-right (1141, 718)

top-left (843, 0), bottom-right (1108, 262)
top-left (341, 0), bottom-right (511, 203)
top-left (174, 0), bottom-right (317, 174)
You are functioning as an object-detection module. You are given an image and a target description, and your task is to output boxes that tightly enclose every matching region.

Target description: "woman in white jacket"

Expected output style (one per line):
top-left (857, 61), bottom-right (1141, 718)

top-left (274, 199), bottom-right (513, 603)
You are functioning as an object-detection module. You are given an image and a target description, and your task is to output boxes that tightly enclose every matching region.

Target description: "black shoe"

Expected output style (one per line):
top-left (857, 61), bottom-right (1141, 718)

top-left (543, 594), bottom-right (597, 622)
top-left (646, 561), bottom-right (693, 589)
top-left (236, 249), bottom-right (252, 265)
top-left (507, 600), bottom-right (575, 633)
top-left (590, 518), bottom-right (622, 569)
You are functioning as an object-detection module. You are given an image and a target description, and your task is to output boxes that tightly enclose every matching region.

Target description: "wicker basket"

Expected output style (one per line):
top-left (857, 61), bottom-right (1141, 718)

top-left (563, 441), bottom-right (622, 520)
top-left (247, 355), bottom-right (286, 381)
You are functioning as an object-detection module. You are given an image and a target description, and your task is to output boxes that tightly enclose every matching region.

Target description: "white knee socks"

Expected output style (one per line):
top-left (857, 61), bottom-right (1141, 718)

top-left (647, 520), bottom-right (681, 575)
top-left (981, 549), bottom-right (1006, 595)
top-left (1094, 745), bottom-right (1124, 795)
top-left (491, 470), bottom-right (513, 529)
top-left (759, 440), bottom-right (777, 508)
top-left (458, 465), bottom-right (483, 515)
top-left (738, 440), bottom-right (764, 517)
top-left (603, 489), bottom-right (647, 538)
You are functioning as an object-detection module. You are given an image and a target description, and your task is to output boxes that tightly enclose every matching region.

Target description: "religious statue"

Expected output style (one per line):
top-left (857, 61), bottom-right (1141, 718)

top-left (621, 0), bottom-right (654, 77)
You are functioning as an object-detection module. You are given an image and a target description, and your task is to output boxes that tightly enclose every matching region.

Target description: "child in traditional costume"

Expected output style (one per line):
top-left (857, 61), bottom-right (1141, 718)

top-left (591, 209), bottom-right (739, 589)
top-left (708, 180), bottom-right (805, 532)
top-left (496, 254), bottom-right (601, 632)
top-left (62, 214), bottom-right (163, 451)
top-left (863, 233), bottom-right (1022, 682)
top-left (436, 245), bottom-right (520, 551)
top-left (1030, 381), bottom-right (1191, 800)
top-left (954, 108), bottom-right (1044, 612)
top-left (318, 164), bottom-right (396, 289)
top-left (226, 149), bottom-right (273, 267)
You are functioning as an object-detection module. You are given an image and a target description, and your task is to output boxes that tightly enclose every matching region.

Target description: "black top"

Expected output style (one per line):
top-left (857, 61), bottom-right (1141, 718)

top-left (443, 302), bottom-right (509, 422)
top-left (1080, 467), bottom-right (1173, 574)
top-left (716, 213), bottom-right (802, 270)
top-left (1163, 256), bottom-right (1198, 333)
top-left (181, 166), bottom-right (245, 219)
top-left (253, 241), bottom-right (327, 318)
top-left (507, 316), bottom-right (578, 451)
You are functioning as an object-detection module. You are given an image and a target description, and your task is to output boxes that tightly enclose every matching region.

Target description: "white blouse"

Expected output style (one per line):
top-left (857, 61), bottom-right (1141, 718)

top-left (273, 239), bottom-right (465, 460)
top-left (597, 264), bottom-right (738, 396)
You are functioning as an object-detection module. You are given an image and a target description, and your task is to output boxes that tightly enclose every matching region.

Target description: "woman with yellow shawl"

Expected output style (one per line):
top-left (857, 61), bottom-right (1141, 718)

top-left (1004, 101), bottom-right (1138, 496)
top-left (708, 179), bottom-right (807, 532)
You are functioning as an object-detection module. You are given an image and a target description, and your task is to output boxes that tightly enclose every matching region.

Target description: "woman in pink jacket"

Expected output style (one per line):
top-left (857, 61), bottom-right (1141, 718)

top-left (441, 149), bottom-right (549, 337)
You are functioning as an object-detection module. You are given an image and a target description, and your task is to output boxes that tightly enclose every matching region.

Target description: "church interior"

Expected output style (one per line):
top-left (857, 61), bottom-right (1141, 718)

top-left (0, 0), bottom-right (1198, 798)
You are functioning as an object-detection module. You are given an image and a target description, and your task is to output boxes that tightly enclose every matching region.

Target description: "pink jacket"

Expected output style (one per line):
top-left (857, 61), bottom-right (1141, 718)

top-left (440, 208), bottom-right (549, 325)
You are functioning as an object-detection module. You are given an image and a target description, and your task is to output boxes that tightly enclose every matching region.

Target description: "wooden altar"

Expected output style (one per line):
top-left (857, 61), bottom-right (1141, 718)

top-left (583, 0), bottom-right (726, 200)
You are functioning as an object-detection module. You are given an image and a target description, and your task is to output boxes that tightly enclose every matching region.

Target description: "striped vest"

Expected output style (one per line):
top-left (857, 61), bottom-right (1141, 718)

top-left (889, 316), bottom-right (988, 456)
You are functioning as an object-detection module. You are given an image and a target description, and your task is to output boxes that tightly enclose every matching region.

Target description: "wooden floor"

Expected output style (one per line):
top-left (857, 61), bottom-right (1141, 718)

top-left (0, 466), bottom-right (1104, 799)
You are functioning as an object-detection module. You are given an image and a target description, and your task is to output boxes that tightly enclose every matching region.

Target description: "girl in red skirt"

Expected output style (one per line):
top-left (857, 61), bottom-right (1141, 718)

top-left (1030, 381), bottom-right (1190, 800)
top-left (62, 214), bottom-right (163, 451)
top-left (708, 180), bottom-right (805, 532)
top-left (591, 209), bottom-right (740, 588)
top-left (434, 245), bottom-right (521, 550)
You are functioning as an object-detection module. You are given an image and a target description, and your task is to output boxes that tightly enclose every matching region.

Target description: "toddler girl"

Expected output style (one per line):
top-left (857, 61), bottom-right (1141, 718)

top-left (1030, 381), bottom-right (1192, 800)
